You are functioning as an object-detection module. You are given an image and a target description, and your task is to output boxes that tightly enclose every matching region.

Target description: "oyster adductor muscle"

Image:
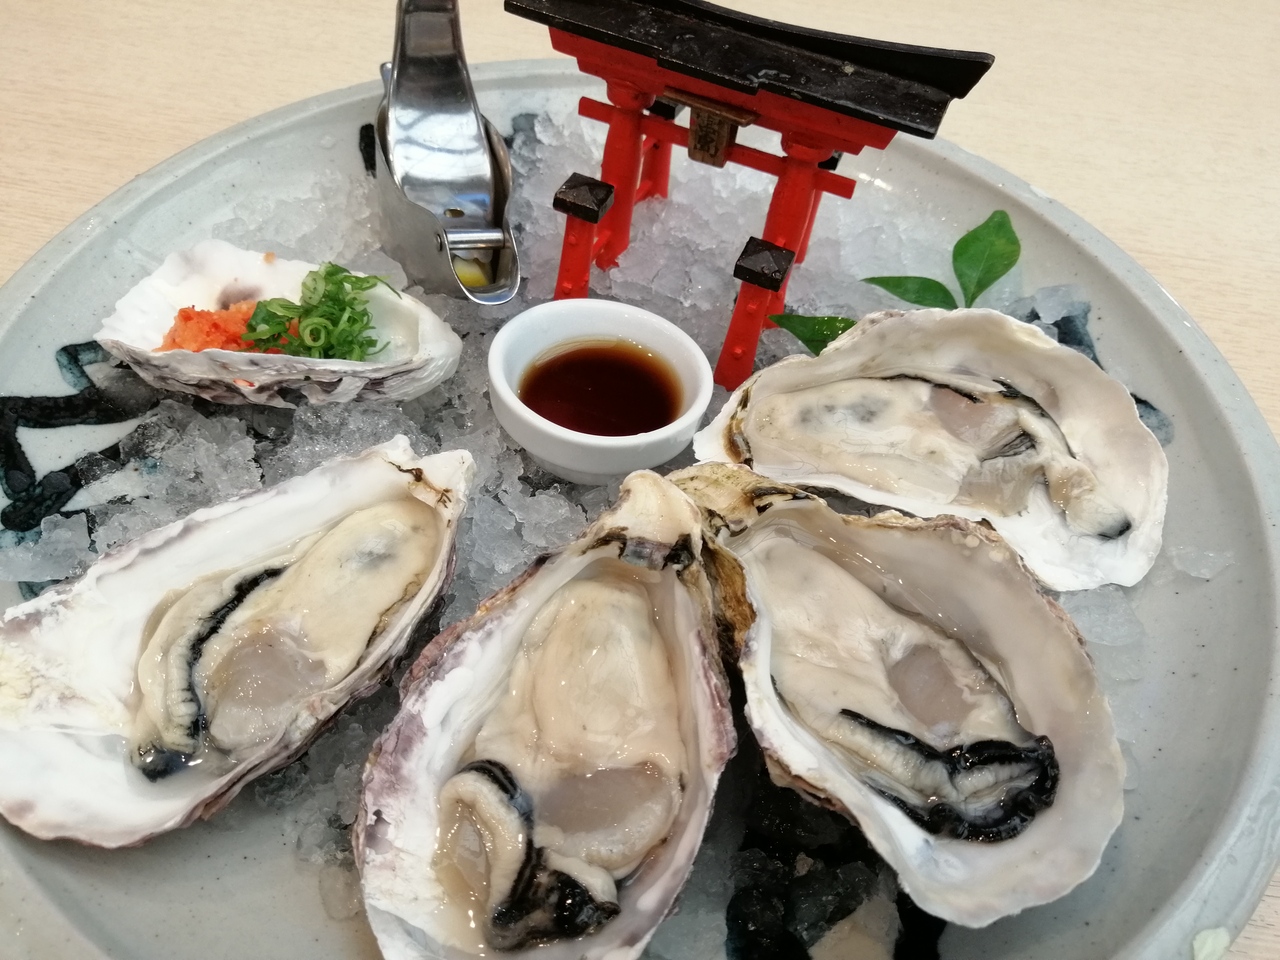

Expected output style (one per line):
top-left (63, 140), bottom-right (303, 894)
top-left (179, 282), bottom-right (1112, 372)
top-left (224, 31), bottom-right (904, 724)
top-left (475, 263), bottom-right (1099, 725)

top-left (670, 462), bottom-right (1124, 927)
top-left (0, 437), bottom-right (472, 847)
top-left (694, 308), bottom-right (1168, 590)
top-left (355, 471), bottom-right (739, 960)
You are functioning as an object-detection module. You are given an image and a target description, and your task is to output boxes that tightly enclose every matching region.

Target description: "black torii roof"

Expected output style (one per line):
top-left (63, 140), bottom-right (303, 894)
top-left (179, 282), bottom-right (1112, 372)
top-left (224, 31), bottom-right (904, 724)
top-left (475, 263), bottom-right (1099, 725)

top-left (505, 0), bottom-right (994, 138)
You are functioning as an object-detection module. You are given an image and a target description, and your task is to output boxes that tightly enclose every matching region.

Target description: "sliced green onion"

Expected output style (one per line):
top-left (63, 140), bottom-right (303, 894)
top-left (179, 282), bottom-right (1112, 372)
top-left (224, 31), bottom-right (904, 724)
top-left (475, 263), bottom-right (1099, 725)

top-left (299, 320), bottom-right (327, 348)
top-left (238, 262), bottom-right (389, 362)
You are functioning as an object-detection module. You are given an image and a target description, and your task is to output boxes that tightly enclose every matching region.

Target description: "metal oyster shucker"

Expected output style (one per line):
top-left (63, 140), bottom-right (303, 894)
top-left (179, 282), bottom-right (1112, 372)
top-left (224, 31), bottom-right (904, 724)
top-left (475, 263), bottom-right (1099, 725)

top-left (375, 0), bottom-right (520, 304)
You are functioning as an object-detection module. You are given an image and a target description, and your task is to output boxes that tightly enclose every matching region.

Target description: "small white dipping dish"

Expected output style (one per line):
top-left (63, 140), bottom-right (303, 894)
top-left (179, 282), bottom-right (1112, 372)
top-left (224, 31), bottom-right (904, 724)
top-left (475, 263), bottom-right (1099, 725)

top-left (488, 299), bottom-right (713, 485)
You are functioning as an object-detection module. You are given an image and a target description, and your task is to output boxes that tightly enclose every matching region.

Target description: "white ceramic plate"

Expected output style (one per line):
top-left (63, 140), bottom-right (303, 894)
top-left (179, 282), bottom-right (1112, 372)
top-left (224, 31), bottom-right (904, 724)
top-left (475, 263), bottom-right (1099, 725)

top-left (1, 61), bottom-right (1278, 960)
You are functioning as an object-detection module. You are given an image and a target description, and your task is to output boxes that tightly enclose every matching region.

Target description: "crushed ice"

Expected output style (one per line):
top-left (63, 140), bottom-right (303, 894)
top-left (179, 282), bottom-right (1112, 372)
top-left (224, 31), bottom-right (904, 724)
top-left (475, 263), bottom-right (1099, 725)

top-left (1058, 585), bottom-right (1147, 690)
top-left (0, 514), bottom-right (92, 582)
top-left (1058, 585), bottom-right (1148, 649)
top-left (1057, 584), bottom-right (1150, 787)
top-left (1169, 544), bottom-right (1234, 581)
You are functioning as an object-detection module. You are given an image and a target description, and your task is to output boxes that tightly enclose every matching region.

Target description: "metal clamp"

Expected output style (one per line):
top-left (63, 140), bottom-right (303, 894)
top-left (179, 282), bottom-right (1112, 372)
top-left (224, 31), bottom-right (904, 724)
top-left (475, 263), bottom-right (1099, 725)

top-left (375, 0), bottom-right (521, 304)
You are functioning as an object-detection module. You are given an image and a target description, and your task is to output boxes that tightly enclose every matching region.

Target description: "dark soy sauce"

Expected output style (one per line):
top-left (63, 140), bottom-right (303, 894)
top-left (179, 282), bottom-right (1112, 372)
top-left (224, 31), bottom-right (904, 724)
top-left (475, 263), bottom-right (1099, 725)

top-left (518, 339), bottom-right (682, 436)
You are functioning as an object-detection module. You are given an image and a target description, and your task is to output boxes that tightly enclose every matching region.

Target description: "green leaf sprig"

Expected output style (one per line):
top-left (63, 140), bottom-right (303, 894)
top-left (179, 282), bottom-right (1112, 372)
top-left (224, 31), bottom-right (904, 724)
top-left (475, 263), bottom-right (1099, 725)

top-left (241, 263), bottom-right (395, 362)
top-left (769, 210), bottom-right (1022, 356)
top-left (864, 210), bottom-right (1021, 310)
top-left (769, 314), bottom-right (857, 355)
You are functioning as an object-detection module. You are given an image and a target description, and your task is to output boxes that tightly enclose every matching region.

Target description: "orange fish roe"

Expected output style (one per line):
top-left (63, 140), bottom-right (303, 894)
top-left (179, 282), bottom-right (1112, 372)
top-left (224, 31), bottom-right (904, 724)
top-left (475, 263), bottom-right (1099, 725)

top-left (159, 300), bottom-right (258, 352)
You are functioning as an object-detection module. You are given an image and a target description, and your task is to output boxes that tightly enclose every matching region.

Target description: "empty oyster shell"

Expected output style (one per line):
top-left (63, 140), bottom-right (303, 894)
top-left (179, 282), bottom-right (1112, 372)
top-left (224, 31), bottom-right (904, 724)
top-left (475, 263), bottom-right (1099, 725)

top-left (695, 308), bottom-right (1168, 590)
top-left (95, 239), bottom-right (463, 407)
top-left (355, 471), bottom-right (738, 960)
top-left (0, 437), bottom-right (472, 847)
top-left (670, 462), bottom-right (1125, 927)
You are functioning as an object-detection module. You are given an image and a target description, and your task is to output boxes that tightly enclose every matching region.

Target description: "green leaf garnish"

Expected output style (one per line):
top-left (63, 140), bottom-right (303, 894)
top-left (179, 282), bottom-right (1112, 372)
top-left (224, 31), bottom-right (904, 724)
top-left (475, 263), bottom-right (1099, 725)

top-left (770, 314), bottom-right (857, 355)
top-left (240, 263), bottom-right (389, 362)
top-left (861, 276), bottom-right (958, 310)
top-left (952, 210), bottom-right (1021, 307)
top-left (772, 211), bottom-right (1022, 355)
top-left (858, 210), bottom-right (1022, 310)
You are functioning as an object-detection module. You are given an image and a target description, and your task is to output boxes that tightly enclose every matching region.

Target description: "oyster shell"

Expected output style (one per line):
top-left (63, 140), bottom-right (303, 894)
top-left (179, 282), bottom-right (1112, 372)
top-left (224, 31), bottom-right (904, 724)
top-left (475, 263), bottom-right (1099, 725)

top-left (695, 308), bottom-right (1168, 590)
top-left (355, 471), bottom-right (738, 960)
top-left (95, 239), bottom-right (463, 407)
top-left (0, 437), bottom-right (472, 847)
top-left (670, 462), bottom-right (1125, 927)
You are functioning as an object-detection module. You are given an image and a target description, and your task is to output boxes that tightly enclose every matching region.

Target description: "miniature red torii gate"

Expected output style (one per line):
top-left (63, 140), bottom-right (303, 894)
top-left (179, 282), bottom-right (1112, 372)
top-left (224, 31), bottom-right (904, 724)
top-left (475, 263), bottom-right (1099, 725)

top-left (506, 0), bottom-right (993, 389)
top-left (563, 51), bottom-right (889, 388)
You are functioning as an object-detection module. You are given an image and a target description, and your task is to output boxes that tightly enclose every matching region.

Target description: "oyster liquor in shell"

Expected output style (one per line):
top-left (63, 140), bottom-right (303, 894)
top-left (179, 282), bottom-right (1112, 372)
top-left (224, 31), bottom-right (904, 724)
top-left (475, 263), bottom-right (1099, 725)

top-left (356, 471), bottom-right (740, 960)
top-left (0, 437), bottom-right (472, 847)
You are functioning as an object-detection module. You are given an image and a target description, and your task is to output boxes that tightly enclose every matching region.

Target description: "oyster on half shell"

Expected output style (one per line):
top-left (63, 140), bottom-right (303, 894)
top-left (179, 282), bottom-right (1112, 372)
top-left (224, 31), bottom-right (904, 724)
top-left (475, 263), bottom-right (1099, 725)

top-left (695, 308), bottom-right (1168, 591)
top-left (0, 437), bottom-right (472, 847)
top-left (95, 239), bottom-right (463, 407)
top-left (356, 471), bottom-right (738, 960)
top-left (671, 463), bottom-right (1125, 927)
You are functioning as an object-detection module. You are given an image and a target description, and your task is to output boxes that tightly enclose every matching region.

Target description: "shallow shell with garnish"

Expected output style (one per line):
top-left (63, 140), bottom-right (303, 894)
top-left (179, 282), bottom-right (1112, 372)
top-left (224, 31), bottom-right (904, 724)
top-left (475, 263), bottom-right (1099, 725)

top-left (95, 239), bottom-right (462, 407)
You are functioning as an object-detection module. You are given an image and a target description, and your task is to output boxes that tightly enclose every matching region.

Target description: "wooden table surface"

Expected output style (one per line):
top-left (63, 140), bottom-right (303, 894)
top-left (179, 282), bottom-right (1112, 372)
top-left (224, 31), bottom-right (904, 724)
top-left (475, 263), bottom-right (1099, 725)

top-left (1, 1), bottom-right (1277, 957)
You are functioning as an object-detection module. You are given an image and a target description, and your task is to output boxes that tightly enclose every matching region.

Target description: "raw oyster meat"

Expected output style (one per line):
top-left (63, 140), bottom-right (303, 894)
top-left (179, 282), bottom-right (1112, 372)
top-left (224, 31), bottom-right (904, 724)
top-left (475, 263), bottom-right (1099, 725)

top-left (95, 239), bottom-right (463, 407)
top-left (671, 463), bottom-right (1125, 927)
top-left (695, 308), bottom-right (1168, 590)
top-left (356, 471), bottom-right (738, 960)
top-left (0, 436), bottom-right (472, 847)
